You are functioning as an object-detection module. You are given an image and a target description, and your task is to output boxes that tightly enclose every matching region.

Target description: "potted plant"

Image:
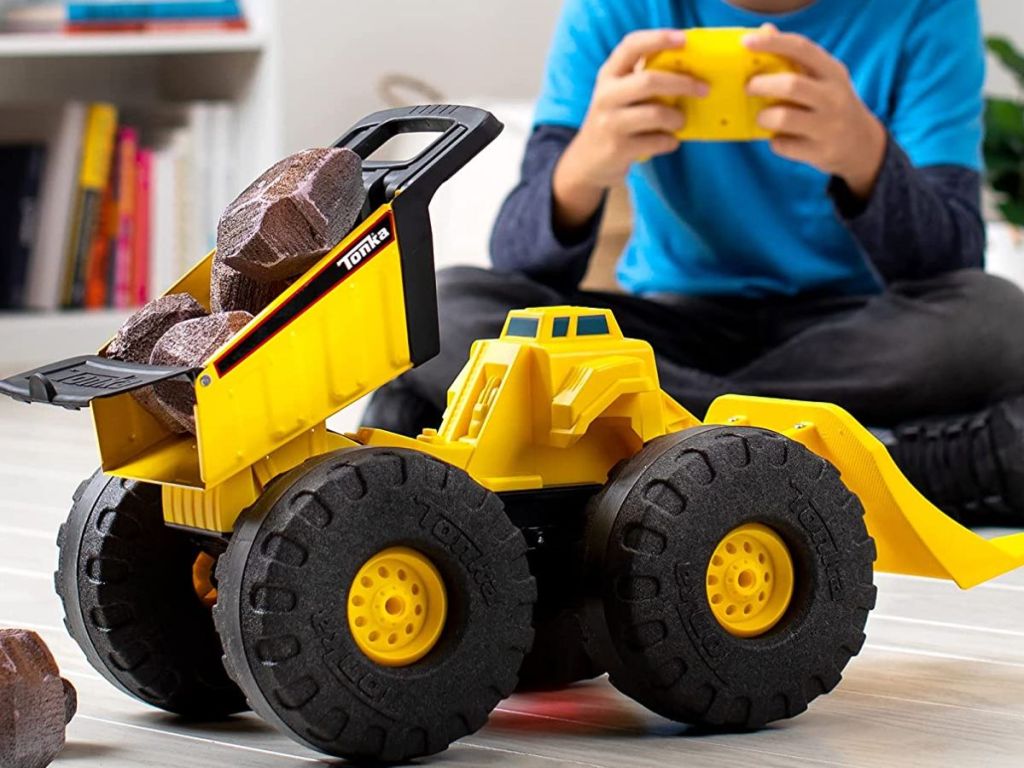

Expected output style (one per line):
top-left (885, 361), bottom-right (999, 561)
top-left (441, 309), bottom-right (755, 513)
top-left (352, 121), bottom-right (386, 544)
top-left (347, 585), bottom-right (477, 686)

top-left (984, 37), bottom-right (1024, 282)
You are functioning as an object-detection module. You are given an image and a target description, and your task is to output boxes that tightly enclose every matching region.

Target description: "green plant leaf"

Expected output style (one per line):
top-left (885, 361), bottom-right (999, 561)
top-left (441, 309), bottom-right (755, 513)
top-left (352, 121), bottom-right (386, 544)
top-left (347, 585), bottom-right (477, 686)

top-left (984, 143), bottom-right (1024, 173)
top-left (983, 99), bottom-right (1024, 200)
top-left (985, 98), bottom-right (1024, 136)
top-left (988, 37), bottom-right (1024, 91)
top-left (992, 171), bottom-right (1023, 197)
top-left (998, 199), bottom-right (1024, 227)
top-left (981, 50), bottom-right (1024, 222)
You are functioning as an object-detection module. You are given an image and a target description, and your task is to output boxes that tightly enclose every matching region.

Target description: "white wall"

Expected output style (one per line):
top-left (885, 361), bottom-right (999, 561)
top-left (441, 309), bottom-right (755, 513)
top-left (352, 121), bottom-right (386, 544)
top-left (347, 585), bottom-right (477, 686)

top-left (279, 0), bottom-right (1023, 152)
top-left (278, 1), bottom-right (558, 152)
top-left (983, 0), bottom-right (1024, 96)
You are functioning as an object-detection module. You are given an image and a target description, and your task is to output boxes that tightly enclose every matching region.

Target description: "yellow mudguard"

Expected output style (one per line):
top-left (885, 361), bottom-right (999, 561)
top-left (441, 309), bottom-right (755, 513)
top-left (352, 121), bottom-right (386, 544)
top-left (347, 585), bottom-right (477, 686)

top-left (706, 395), bottom-right (1024, 589)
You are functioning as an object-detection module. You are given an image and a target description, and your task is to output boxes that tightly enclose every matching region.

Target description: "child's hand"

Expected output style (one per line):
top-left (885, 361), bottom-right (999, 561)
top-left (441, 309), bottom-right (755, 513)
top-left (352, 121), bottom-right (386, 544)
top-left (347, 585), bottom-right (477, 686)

top-left (553, 29), bottom-right (708, 230)
top-left (744, 25), bottom-right (887, 200)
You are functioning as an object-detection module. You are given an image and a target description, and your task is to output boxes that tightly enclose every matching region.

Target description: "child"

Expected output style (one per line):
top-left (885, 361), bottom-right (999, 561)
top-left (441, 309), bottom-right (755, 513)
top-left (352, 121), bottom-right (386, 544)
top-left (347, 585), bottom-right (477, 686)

top-left (367, 0), bottom-right (1024, 521)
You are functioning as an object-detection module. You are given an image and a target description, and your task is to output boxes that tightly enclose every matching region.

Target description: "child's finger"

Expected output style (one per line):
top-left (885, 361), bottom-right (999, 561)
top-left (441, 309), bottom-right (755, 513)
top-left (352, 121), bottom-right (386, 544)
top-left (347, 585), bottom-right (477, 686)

top-left (747, 72), bottom-right (822, 109)
top-left (614, 103), bottom-right (687, 136)
top-left (604, 29), bottom-right (687, 78)
top-left (757, 105), bottom-right (816, 137)
top-left (630, 131), bottom-right (682, 160)
top-left (606, 69), bottom-right (709, 106)
top-left (743, 29), bottom-right (836, 78)
top-left (768, 134), bottom-right (819, 165)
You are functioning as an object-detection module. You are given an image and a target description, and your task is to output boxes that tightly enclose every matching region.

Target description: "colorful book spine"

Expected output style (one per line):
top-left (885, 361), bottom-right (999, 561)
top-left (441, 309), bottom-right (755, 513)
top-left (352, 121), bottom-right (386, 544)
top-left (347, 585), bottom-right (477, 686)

top-left (62, 102), bottom-right (117, 308)
top-left (66, 1), bottom-right (242, 22)
top-left (66, 17), bottom-right (247, 31)
top-left (83, 160), bottom-right (117, 309)
top-left (112, 127), bottom-right (138, 309)
top-left (132, 148), bottom-right (153, 307)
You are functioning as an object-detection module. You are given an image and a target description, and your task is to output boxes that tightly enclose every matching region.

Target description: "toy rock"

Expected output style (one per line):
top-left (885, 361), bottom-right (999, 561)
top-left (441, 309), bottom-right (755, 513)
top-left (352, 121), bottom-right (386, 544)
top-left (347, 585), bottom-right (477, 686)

top-left (105, 293), bottom-right (208, 433)
top-left (0, 629), bottom-right (77, 768)
top-left (210, 258), bottom-right (289, 315)
top-left (150, 311), bottom-right (253, 432)
top-left (216, 147), bottom-right (366, 283)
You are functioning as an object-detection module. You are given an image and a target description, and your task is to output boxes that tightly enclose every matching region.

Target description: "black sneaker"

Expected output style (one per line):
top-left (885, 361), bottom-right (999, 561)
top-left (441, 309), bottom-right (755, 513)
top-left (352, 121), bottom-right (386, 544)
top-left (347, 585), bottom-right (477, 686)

top-left (884, 396), bottom-right (1024, 524)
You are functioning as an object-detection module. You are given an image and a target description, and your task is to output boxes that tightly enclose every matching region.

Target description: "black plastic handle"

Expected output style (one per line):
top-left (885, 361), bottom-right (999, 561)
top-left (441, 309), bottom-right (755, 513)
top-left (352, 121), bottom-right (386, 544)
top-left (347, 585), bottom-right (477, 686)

top-left (333, 104), bottom-right (503, 209)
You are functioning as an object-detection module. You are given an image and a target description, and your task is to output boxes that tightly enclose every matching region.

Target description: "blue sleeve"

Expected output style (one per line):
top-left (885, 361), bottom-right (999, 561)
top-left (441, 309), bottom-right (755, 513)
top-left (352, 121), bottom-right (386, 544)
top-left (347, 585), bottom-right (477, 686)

top-left (887, 0), bottom-right (985, 170)
top-left (533, 0), bottom-right (643, 129)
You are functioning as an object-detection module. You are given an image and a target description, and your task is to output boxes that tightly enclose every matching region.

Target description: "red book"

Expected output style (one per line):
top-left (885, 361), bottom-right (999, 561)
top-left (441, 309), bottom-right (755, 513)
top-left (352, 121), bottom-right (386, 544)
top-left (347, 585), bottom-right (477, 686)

top-left (112, 127), bottom-right (138, 309)
top-left (65, 18), bottom-right (248, 33)
top-left (132, 148), bottom-right (153, 307)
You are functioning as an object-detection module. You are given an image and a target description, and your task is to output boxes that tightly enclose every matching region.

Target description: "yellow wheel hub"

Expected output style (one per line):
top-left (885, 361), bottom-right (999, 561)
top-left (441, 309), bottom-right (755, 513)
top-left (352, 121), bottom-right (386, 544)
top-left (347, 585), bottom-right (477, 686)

top-left (706, 523), bottom-right (794, 638)
top-left (347, 547), bottom-right (447, 667)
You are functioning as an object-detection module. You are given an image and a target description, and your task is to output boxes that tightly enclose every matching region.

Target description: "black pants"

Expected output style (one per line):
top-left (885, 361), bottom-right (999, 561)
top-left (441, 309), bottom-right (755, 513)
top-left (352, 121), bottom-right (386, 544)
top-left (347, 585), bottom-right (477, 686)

top-left (370, 267), bottom-right (1024, 430)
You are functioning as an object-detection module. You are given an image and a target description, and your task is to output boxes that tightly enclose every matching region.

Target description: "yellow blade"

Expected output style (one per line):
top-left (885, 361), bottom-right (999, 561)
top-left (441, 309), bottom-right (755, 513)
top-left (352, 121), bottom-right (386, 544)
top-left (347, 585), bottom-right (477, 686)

top-left (706, 395), bottom-right (1024, 590)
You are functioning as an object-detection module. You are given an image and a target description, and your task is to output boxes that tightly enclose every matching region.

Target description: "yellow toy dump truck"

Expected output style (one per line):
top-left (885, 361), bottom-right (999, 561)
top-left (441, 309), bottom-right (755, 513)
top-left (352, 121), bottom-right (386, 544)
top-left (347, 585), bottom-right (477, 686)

top-left (3, 105), bottom-right (1024, 764)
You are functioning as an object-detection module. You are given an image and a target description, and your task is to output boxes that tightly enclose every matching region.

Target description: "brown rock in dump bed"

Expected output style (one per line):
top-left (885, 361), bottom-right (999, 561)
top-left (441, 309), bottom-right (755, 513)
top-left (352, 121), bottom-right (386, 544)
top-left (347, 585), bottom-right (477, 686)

top-left (106, 293), bottom-right (207, 362)
top-left (150, 311), bottom-right (253, 433)
top-left (105, 293), bottom-right (208, 434)
top-left (210, 258), bottom-right (289, 315)
top-left (216, 147), bottom-right (366, 283)
top-left (0, 629), bottom-right (77, 768)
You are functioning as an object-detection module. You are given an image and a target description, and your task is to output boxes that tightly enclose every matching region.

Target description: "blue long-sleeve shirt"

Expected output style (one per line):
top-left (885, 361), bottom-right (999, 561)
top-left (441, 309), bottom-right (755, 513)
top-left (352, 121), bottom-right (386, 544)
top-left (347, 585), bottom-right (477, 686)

top-left (490, 124), bottom-right (984, 294)
top-left (496, 0), bottom-right (987, 297)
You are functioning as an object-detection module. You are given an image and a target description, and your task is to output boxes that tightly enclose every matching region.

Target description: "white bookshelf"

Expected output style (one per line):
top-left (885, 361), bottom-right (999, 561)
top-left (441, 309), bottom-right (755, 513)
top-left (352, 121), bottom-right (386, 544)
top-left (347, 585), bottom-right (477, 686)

top-left (0, 29), bottom-right (265, 57)
top-left (0, 0), bottom-right (282, 367)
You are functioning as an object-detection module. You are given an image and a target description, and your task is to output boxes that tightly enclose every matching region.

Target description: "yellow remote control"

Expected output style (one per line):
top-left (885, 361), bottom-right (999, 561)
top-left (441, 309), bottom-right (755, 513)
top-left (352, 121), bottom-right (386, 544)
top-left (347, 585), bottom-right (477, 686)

top-left (646, 27), bottom-right (797, 142)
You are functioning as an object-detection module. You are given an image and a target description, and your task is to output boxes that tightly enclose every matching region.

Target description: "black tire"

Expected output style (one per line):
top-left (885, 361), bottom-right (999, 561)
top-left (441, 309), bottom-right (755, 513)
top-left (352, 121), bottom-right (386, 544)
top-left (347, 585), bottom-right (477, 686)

top-left (582, 426), bottom-right (877, 728)
top-left (56, 470), bottom-right (247, 718)
top-left (214, 447), bottom-right (536, 763)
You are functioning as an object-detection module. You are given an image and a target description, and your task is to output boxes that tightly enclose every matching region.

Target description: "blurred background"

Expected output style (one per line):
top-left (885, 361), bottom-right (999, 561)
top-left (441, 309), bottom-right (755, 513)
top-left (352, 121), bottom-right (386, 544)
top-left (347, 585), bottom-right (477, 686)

top-left (0, 0), bottom-right (1021, 378)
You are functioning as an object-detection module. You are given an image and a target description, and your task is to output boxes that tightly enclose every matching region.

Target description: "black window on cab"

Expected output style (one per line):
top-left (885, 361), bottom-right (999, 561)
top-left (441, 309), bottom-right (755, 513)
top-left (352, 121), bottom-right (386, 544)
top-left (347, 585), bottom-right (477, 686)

top-left (577, 315), bottom-right (609, 336)
top-left (506, 317), bottom-right (540, 337)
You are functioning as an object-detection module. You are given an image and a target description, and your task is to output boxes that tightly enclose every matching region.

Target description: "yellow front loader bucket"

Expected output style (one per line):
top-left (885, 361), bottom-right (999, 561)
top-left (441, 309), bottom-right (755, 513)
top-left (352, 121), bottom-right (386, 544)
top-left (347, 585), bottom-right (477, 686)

top-left (706, 395), bottom-right (1024, 589)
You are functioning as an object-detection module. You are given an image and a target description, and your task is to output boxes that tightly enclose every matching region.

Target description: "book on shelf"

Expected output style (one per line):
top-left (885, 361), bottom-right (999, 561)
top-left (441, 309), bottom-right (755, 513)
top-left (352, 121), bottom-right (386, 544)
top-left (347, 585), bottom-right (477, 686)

top-left (1, 1), bottom-right (246, 33)
top-left (0, 100), bottom-right (241, 313)
top-left (66, 1), bottom-right (243, 21)
top-left (62, 102), bottom-right (117, 308)
top-left (27, 103), bottom-right (86, 311)
top-left (112, 126), bottom-right (138, 308)
top-left (0, 145), bottom-right (45, 309)
top-left (64, 17), bottom-right (247, 31)
top-left (67, 0), bottom-right (245, 32)
top-left (133, 148), bottom-right (152, 307)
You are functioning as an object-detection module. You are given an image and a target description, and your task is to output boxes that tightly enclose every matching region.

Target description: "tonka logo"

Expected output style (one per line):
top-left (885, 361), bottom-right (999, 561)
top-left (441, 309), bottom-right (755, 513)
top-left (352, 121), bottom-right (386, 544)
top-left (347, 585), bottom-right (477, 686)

top-left (672, 562), bottom-right (730, 685)
top-left (418, 501), bottom-right (498, 604)
top-left (791, 490), bottom-right (844, 601)
top-left (55, 371), bottom-right (142, 390)
top-left (337, 226), bottom-right (392, 271)
top-left (310, 608), bottom-right (398, 717)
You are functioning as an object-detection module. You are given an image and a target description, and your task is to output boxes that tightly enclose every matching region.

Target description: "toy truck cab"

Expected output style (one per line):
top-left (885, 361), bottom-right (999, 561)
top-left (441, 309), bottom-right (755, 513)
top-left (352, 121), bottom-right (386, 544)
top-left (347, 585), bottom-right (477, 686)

top-left (359, 306), bottom-right (698, 490)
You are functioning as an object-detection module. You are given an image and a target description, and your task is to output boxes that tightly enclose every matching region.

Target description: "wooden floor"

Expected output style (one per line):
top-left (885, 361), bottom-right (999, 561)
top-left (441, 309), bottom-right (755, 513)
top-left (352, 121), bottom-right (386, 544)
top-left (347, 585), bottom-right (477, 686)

top-left (2, 396), bottom-right (1023, 768)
